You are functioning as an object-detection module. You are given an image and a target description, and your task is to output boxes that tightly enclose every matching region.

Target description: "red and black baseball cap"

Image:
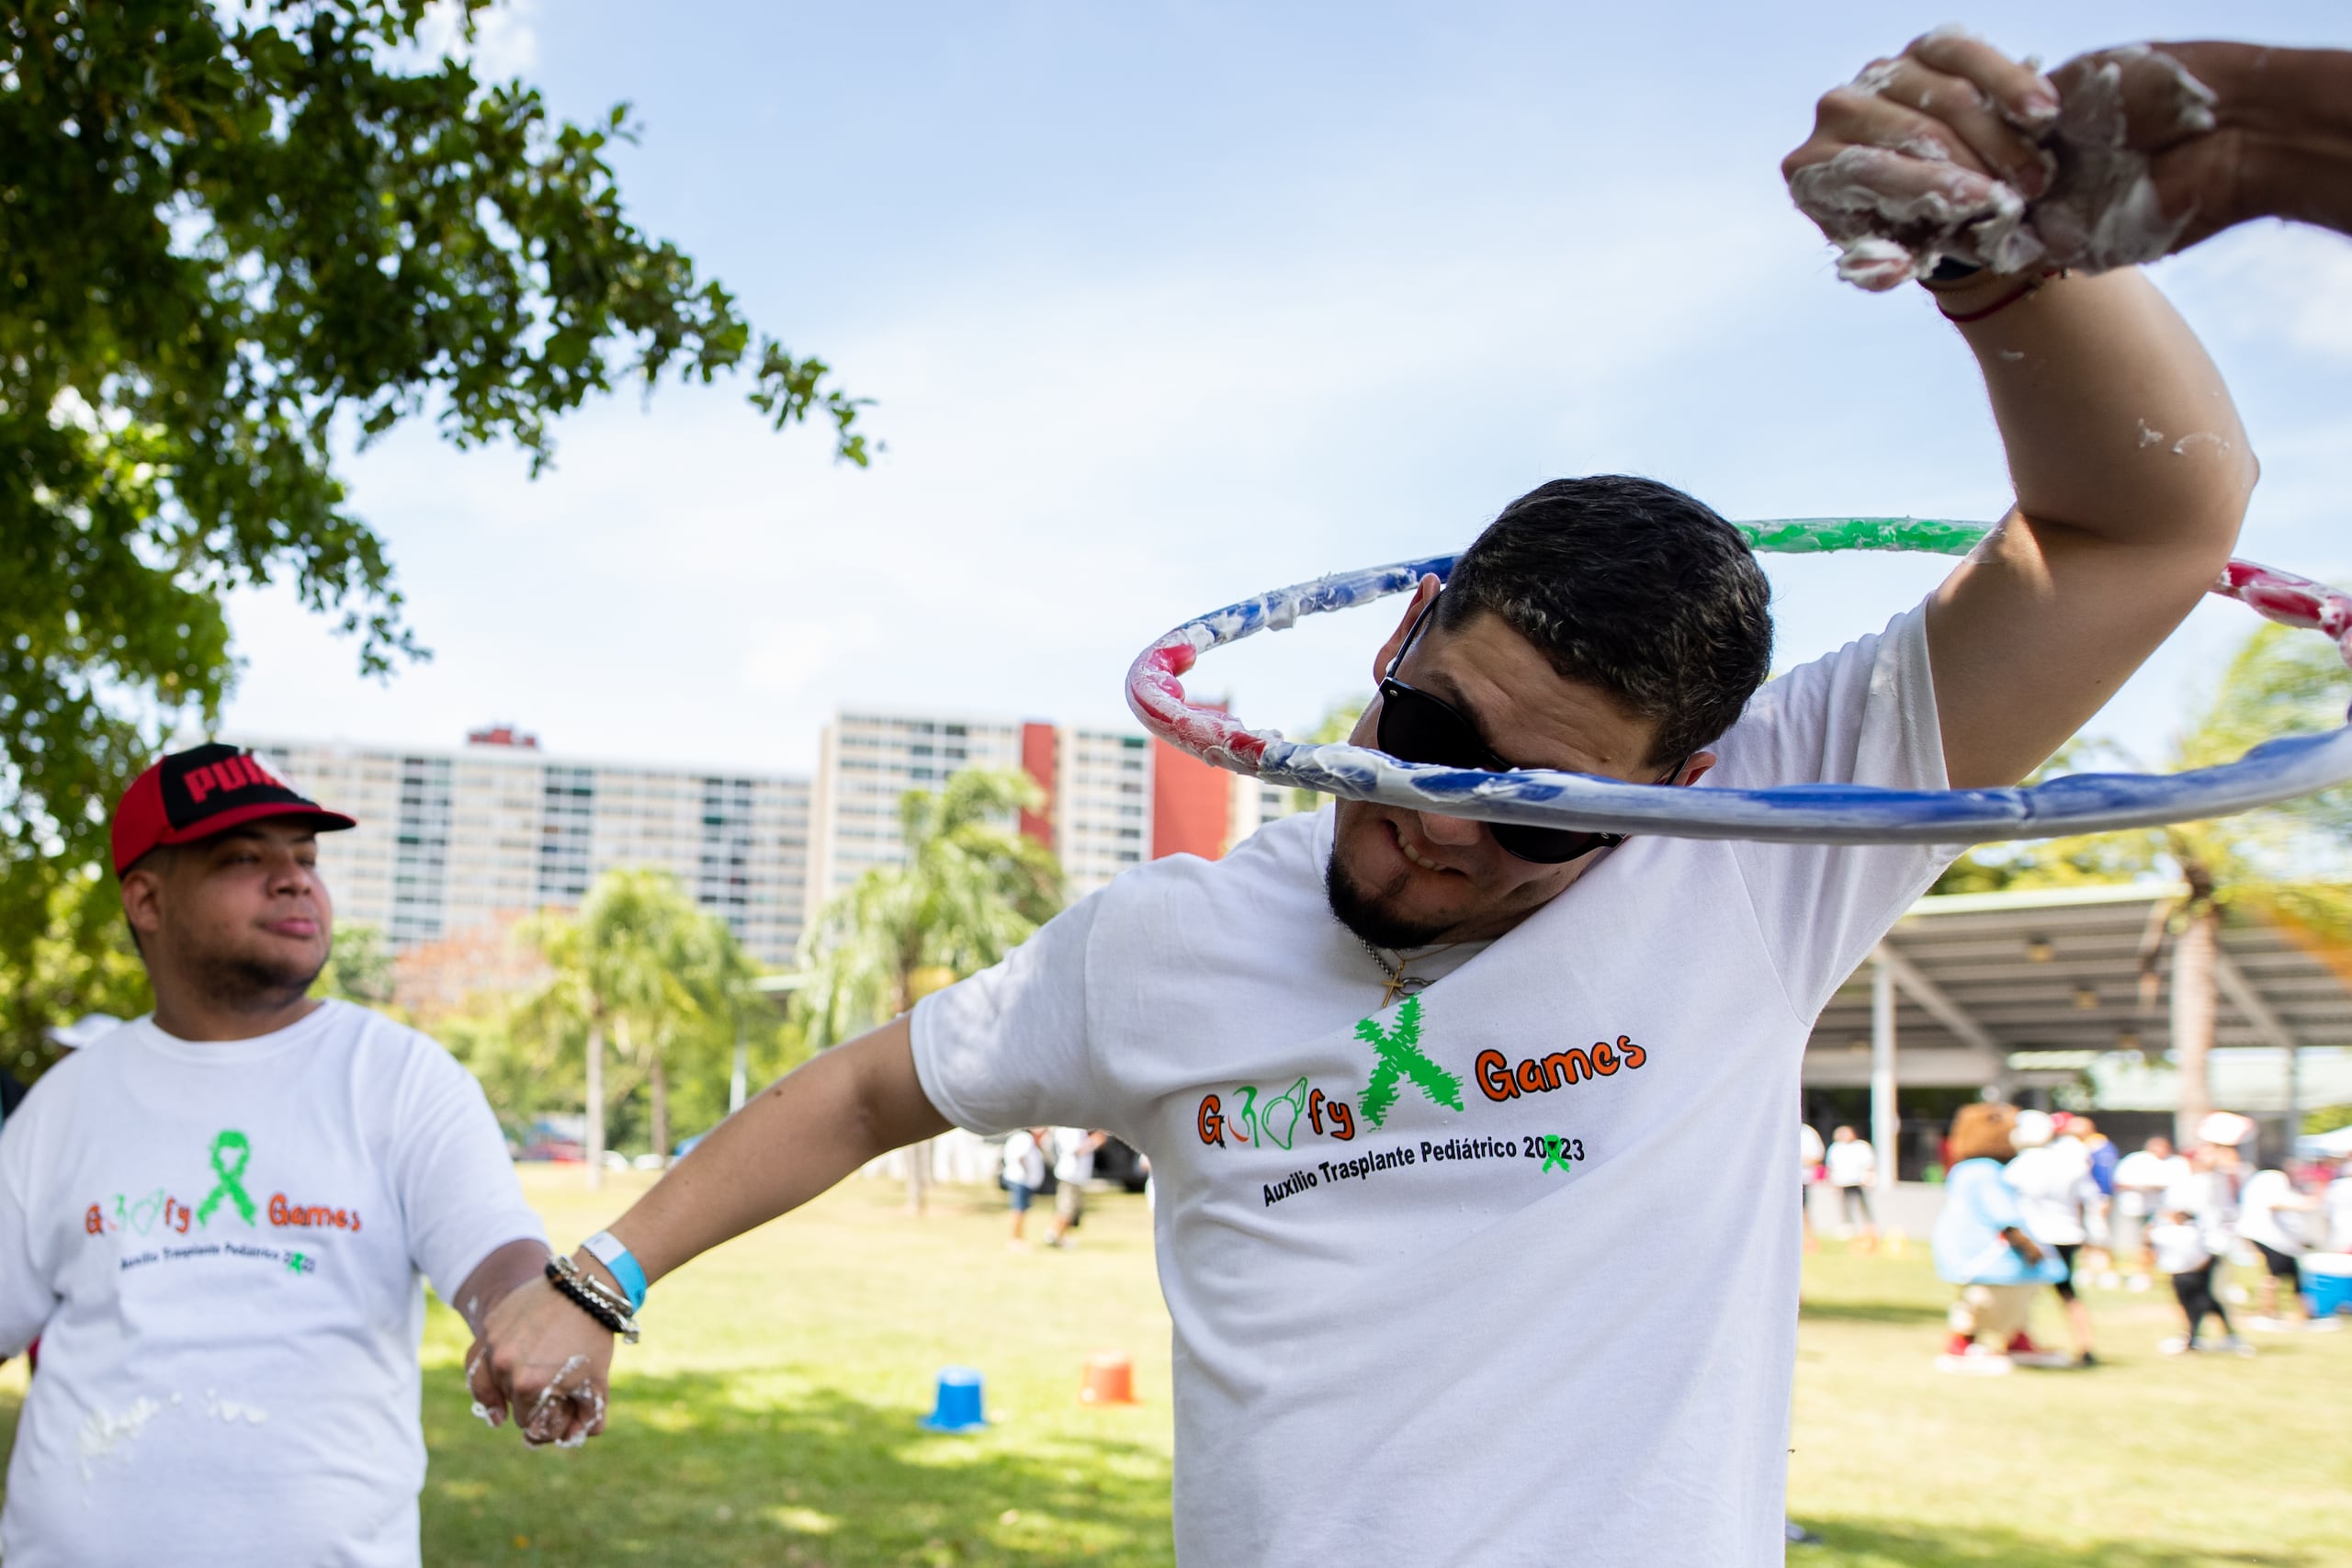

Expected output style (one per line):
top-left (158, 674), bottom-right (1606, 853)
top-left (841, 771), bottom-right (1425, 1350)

top-left (111, 743), bottom-right (357, 877)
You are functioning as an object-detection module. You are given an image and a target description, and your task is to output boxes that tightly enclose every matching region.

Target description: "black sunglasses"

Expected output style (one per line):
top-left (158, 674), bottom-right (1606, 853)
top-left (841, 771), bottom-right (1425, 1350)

top-left (1375, 594), bottom-right (1683, 865)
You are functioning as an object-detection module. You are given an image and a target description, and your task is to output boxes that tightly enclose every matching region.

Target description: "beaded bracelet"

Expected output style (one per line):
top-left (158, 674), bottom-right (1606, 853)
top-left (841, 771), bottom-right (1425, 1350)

top-left (546, 1255), bottom-right (641, 1344)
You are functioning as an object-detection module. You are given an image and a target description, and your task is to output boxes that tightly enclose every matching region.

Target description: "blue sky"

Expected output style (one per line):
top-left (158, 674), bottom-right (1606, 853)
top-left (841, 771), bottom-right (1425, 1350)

top-left (221, 1), bottom-right (2352, 775)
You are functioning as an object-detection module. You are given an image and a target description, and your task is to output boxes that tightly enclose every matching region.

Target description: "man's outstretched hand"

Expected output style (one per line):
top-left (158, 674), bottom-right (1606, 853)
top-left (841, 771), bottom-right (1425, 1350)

top-left (466, 1271), bottom-right (616, 1449)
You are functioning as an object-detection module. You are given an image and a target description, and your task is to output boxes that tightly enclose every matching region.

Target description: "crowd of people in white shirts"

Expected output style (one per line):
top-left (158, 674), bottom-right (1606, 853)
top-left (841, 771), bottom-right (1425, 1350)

top-left (1924, 1103), bottom-right (2351, 1372)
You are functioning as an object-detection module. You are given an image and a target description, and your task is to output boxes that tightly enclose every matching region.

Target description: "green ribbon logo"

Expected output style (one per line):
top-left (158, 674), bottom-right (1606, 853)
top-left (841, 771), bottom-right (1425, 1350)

top-left (1542, 1135), bottom-right (1573, 1173)
top-left (197, 1130), bottom-right (256, 1227)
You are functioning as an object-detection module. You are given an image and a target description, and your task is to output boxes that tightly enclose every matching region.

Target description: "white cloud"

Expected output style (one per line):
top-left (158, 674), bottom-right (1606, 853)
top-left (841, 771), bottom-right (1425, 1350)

top-left (2164, 223), bottom-right (2352, 363)
top-left (413, 0), bottom-right (539, 78)
top-left (741, 617), bottom-right (876, 696)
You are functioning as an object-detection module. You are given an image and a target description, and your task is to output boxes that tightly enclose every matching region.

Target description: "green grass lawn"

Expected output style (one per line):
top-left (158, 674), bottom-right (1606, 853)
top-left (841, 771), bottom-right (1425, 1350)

top-left (2, 1169), bottom-right (2346, 1565)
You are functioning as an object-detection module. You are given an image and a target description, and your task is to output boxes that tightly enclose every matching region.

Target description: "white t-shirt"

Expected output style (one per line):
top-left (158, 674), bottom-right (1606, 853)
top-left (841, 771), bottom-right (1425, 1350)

top-left (2149, 1218), bottom-right (2211, 1276)
top-left (2165, 1168), bottom-right (2240, 1253)
top-left (2110, 1149), bottom-right (2185, 1217)
top-left (1800, 1123), bottom-right (1825, 1174)
top-left (2328, 1175), bottom-right (2352, 1252)
top-left (1825, 1138), bottom-right (1876, 1188)
top-left (2007, 1137), bottom-right (2100, 1247)
top-left (1053, 1129), bottom-right (1097, 1186)
top-left (2236, 1168), bottom-right (2307, 1256)
top-left (0, 1002), bottom-right (543, 1568)
top-left (914, 604), bottom-right (1955, 1568)
top-left (1001, 1130), bottom-right (1046, 1190)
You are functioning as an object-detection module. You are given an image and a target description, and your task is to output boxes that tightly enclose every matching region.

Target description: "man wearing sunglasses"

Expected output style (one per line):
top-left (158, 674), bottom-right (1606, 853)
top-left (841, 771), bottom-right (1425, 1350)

top-left (474, 30), bottom-right (2257, 1567)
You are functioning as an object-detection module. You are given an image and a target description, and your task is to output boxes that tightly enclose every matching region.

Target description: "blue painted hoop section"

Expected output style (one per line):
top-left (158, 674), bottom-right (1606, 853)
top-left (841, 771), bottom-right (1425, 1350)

top-left (1126, 532), bottom-right (2352, 846)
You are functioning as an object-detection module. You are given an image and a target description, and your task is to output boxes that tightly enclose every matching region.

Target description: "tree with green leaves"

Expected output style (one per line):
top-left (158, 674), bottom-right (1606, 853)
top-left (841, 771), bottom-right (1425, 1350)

top-left (1, 0), bottom-right (868, 1070)
top-left (1, 867), bottom-right (152, 1081)
top-left (1934, 621), bottom-right (2352, 1138)
top-left (519, 868), bottom-right (748, 1187)
top-left (797, 769), bottom-right (1063, 1211)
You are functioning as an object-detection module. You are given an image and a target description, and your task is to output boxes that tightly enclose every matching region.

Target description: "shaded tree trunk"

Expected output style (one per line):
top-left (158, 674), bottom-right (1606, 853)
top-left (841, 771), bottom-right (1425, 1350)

top-left (648, 1040), bottom-right (671, 1171)
top-left (584, 1017), bottom-right (606, 1191)
top-left (2171, 884), bottom-right (2219, 1145)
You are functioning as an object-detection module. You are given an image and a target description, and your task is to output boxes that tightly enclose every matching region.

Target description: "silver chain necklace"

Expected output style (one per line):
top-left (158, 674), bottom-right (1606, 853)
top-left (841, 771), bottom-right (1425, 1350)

top-left (1357, 935), bottom-right (1459, 1008)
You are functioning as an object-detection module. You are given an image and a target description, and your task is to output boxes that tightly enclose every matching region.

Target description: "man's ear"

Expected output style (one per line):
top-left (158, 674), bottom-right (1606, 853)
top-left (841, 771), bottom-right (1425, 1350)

top-left (119, 865), bottom-right (168, 953)
top-left (1370, 575), bottom-right (1442, 682)
top-left (1673, 751), bottom-right (1719, 788)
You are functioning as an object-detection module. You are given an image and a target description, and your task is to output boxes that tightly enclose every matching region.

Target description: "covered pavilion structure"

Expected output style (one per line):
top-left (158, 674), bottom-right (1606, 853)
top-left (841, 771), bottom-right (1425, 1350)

top-left (1803, 883), bottom-right (2352, 1186)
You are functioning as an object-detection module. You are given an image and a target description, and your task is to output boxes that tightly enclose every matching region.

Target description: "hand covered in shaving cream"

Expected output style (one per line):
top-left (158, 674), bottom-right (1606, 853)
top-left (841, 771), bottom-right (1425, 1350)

top-left (2049, 41), bottom-right (2352, 260)
top-left (466, 1272), bottom-right (616, 1449)
top-left (1784, 28), bottom-right (2223, 290)
top-left (1783, 27), bottom-right (2064, 290)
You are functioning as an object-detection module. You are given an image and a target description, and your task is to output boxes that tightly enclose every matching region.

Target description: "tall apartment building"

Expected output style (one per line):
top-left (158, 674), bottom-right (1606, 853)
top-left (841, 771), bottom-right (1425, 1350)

top-left (239, 728), bottom-right (813, 968)
top-left (803, 711), bottom-right (1029, 921)
top-left (804, 706), bottom-right (1309, 932)
top-left (238, 708), bottom-right (1311, 978)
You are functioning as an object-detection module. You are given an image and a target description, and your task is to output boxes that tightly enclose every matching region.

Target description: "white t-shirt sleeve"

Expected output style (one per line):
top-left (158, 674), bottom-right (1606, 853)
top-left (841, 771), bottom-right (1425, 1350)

top-left (911, 893), bottom-right (1109, 1137)
top-left (388, 1034), bottom-right (547, 1305)
top-left (1715, 602), bottom-right (1958, 1018)
top-left (0, 1093), bottom-right (59, 1356)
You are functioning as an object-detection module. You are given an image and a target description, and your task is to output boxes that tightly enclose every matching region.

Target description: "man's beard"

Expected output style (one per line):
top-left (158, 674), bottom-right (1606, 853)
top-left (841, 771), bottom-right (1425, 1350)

top-left (187, 944), bottom-right (326, 1017)
top-left (1325, 846), bottom-right (1461, 950)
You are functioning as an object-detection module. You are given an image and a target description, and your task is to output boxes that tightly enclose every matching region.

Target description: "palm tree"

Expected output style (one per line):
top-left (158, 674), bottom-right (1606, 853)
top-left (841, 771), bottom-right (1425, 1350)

top-left (2151, 622), bottom-right (2352, 1140)
top-left (798, 768), bottom-right (1062, 1212)
top-left (521, 869), bottom-right (742, 1188)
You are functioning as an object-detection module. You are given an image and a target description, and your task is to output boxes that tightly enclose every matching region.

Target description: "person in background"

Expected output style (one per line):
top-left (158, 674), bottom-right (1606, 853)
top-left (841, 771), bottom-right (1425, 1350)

top-left (1826, 1124), bottom-right (1878, 1250)
top-left (2328, 1154), bottom-right (2352, 1253)
top-left (2152, 1201), bottom-right (2252, 1357)
top-left (2111, 1134), bottom-right (2188, 1291)
top-left (2173, 1113), bottom-right (2253, 1310)
top-left (1932, 1103), bottom-right (2064, 1375)
top-left (0, 745), bottom-right (547, 1566)
top-left (2237, 1163), bottom-right (2334, 1332)
top-left (2006, 1109), bottom-right (2100, 1367)
top-left (1047, 1128), bottom-right (1106, 1249)
top-left (1801, 1122), bottom-right (1826, 1254)
top-left (1001, 1125), bottom-right (1048, 1247)
top-left (2071, 1115), bottom-right (2120, 1282)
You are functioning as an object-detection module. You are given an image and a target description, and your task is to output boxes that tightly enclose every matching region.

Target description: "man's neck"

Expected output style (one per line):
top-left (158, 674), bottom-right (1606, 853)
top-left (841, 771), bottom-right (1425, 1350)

top-left (151, 993), bottom-right (322, 1043)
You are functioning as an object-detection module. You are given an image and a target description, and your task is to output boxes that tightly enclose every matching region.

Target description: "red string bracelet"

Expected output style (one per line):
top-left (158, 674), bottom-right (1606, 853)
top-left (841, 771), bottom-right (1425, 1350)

top-left (1937, 269), bottom-right (2065, 325)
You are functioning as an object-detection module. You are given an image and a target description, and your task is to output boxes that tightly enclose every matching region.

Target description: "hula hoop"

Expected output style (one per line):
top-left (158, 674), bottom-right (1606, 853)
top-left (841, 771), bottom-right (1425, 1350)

top-left (1125, 518), bottom-right (2352, 846)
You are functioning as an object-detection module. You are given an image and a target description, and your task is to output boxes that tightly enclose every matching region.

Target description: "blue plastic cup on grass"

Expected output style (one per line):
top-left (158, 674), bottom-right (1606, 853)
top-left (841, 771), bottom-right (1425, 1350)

top-left (922, 1367), bottom-right (989, 1432)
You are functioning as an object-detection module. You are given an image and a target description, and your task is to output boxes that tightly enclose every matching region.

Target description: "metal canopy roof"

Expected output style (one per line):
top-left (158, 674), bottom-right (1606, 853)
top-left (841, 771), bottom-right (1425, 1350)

top-left (1804, 882), bottom-right (2352, 1089)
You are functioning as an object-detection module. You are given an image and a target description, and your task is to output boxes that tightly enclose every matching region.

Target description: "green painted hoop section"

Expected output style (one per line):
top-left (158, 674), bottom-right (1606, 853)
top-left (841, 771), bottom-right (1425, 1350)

top-left (1736, 517), bottom-right (1993, 557)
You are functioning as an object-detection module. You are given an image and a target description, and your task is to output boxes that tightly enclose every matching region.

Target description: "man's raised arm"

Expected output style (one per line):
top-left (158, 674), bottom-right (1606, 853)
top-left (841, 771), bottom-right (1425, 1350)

top-left (1783, 29), bottom-right (2258, 791)
top-left (469, 1016), bottom-right (948, 1444)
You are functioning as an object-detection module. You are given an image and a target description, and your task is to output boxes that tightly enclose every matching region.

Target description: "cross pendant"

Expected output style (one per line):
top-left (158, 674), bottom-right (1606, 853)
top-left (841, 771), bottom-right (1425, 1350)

top-left (1381, 973), bottom-right (1422, 1009)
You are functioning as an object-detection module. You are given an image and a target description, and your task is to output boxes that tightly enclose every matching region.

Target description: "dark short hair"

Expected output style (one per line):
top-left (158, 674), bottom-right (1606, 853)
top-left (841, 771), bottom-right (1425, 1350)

top-left (1439, 476), bottom-right (1773, 765)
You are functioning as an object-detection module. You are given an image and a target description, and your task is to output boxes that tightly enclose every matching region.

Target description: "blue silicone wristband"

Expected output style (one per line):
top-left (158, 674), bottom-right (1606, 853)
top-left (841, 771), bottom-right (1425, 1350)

top-left (582, 1230), bottom-right (649, 1312)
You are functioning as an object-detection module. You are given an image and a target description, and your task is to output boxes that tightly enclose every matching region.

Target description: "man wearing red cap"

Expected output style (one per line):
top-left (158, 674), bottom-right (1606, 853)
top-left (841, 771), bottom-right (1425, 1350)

top-left (0, 743), bottom-right (548, 1567)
